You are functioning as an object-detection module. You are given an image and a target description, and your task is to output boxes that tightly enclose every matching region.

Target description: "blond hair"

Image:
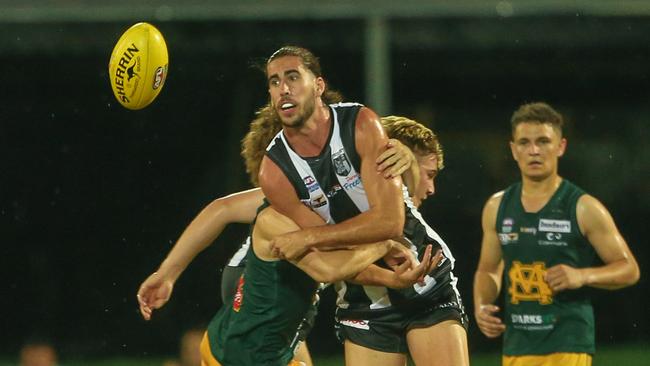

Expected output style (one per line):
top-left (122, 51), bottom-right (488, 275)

top-left (381, 115), bottom-right (444, 170)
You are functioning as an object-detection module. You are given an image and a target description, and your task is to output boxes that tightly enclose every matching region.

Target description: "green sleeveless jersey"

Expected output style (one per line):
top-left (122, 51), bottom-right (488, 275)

top-left (206, 236), bottom-right (318, 365)
top-left (496, 179), bottom-right (598, 356)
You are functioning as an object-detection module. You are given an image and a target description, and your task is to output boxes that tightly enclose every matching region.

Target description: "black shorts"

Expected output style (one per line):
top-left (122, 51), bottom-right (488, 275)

top-left (335, 284), bottom-right (468, 354)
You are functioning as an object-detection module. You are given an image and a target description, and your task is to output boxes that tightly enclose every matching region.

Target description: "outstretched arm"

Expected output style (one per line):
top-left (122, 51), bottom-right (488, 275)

top-left (473, 192), bottom-right (506, 339)
top-left (137, 188), bottom-right (264, 320)
top-left (544, 194), bottom-right (640, 291)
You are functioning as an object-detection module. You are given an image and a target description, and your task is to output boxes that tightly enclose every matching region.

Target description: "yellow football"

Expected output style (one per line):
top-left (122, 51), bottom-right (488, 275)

top-left (108, 22), bottom-right (168, 110)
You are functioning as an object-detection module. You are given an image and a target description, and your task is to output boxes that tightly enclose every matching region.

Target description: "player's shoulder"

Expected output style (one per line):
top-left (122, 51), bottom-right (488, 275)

top-left (576, 193), bottom-right (600, 208)
top-left (357, 105), bottom-right (380, 121)
top-left (258, 156), bottom-right (286, 189)
top-left (479, 190), bottom-right (505, 228)
top-left (483, 190), bottom-right (505, 215)
top-left (576, 193), bottom-right (610, 224)
top-left (487, 190), bottom-right (505, 206)
top-left (353, 106), bottom-right (383, 134)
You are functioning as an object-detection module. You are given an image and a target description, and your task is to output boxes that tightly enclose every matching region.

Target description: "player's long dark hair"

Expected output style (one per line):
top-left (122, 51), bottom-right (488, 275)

top-left (241, 45), bottom-right (343, 186)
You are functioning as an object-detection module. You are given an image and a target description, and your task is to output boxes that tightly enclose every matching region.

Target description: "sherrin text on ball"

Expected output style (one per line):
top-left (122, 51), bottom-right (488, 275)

top-left (109, 22), bottom-right (168, 110)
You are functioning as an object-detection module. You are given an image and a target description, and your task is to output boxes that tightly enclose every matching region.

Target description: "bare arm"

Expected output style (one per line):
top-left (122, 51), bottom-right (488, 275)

top-left (262, 107), bottom-right (405, 259)
top-left (349, 246), bottom-right (440, 289)
top-left (137, 188), bottom-right (264, 320)
top-left (376, 138), bottom-right (418, 180)
top-left (473, 192), bottom-right (506, 338)
top-left (253, 207), bottom-right (396, 283)
top-left (296, 244), bottom-right (395, 283)
top-left (544, 194), bottom-right (640, 291)
top-left (259, 155), bottom-right (329, 230)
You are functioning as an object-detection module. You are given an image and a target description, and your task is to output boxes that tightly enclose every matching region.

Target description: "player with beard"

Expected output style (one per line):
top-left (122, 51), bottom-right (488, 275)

top-left (258, 46), bottom-right (468, 366)
top-left (137, 114), bottom-right (448, 366)
top-left (137, 107), bottom-right (422, 365)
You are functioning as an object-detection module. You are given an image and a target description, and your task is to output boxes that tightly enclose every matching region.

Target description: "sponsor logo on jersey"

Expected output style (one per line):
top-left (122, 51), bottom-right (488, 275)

top-left (339, 319), bottom-right (370, 330)
top-left (545, 232), bottom-right (562, 240)
top-left (326, 184), bottom-right (342, 198)
top-left (511, 313), bottom-right (556, 331)
top-left (498, 233), bottom-right (519, 245)
top-left (342, 174), bottom-right (362, 190)
top-left (511, 313), bottom-right (543, 324)
top-left (233, 275), bottom-right (245, 312)
top-left (520, 227), bottom-right (537, 235)
top-left (310, 194), bottom-right (327, 208)
top-left (539, 219), bottom-right (571, 233)
top-left (539, 232), bottom-right (567, 246)
top-left (502, 218), bottom-right (514, 233)
top-left (508, 261), bottom-right (553, 305)
top-left (332, 149), bottom-right (352, 176)
top-left (303, 175), bottom-right (320, 193)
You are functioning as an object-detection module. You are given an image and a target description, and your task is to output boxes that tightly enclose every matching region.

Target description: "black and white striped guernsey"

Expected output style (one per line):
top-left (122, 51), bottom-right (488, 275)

top-left (265, 103), bottom-right (459, 316)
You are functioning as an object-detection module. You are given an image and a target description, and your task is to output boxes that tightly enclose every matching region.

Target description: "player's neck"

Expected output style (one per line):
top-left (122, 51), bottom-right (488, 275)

top-left (520, 174), bottom-right (562, 212)
top-left (283, 103), bottom-right (331, 157)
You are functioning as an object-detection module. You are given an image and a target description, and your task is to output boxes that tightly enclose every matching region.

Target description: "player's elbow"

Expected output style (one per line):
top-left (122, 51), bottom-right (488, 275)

top-left (306, 266), bottom-right (336, 283)
top-left (619, 256), bottom-right (641, 288)
top-left (203, 197), bottom-right (230, 218)
top-left (626, 260), bottom-right (641, 286)
top-left (604, 258), bottom-right (641, 290)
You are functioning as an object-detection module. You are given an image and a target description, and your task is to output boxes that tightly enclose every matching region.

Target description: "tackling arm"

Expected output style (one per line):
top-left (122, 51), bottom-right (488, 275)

top-left (253, 207), bottom-right (397, 283)
top-left (261, 108), bottom-right (405, 259)
top-left (137, 188), bottom-right (264, 320)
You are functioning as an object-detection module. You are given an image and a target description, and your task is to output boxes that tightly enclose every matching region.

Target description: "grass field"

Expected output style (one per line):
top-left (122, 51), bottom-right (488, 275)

top-left (1, 344), bottom-right (647, 366)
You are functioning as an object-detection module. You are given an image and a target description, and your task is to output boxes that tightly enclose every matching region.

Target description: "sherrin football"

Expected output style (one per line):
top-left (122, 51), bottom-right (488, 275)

top-left (109, 22), bottom-right (168, 110)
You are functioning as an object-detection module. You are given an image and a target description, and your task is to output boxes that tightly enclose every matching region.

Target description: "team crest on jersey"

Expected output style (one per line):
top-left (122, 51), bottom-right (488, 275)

top-left (233, 275), bottom-right (245, 312)
top-left (332, 149), bottom-right (351, 176)
top-left (508, 261), bottom-right (553, 305)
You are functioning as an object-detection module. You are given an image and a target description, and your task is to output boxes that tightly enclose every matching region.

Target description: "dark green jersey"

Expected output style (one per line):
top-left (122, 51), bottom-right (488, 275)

top-left (496, 179), bottom-right (598, 356)
top-left (207, 237), bottom-right (318, 366)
